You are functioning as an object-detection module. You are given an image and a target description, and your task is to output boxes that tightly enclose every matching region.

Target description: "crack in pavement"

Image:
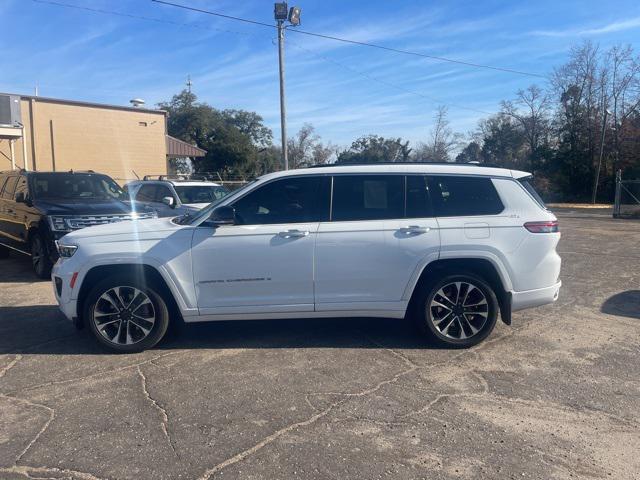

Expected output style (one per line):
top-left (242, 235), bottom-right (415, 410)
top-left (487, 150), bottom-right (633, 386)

top-left (8, 351), bottom-right (185, 395)
top-left (0, 354), bottom-right (22, 380)
top-left (0, 465), bottom-right (106, 480)
top-left (136, 366), bottom-right (178, 458)
top-left (0, 393), bottom-right (56, 464)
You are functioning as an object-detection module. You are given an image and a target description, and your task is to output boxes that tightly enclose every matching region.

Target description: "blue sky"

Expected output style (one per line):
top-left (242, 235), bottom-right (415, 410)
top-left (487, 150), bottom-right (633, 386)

top-left (1, 0), bottom-right (639, 147)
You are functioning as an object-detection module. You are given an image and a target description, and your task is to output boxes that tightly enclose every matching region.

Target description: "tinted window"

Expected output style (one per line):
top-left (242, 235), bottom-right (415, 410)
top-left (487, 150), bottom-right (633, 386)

top-left (406, 175), bottom-right (433, 218)
top-left (428, 176), bottom-right (503, 217)
top-left (332, 175), bottom-right (404, 221)
top-left (232, 176), bottom-right (329, 225)
top-left (32, 174), bottom-right (126, 200)
top-left (0, 176), bottom-right (7, 196)
top-left (2, 176), bottom-right (18, 199)
top-left (174, 185), bottom-right (228, 204)
top-left (14, 176), bottom-right (28, 200)
top-left (136, 184), bottom-right (159, 202)
top-left (519, 178), bottom-right (546, 208)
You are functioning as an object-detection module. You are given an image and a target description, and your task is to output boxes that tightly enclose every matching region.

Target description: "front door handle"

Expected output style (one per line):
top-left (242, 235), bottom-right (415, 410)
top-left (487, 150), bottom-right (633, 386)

top-left (398, 225), bottom-right (429, 234)
top-left (277, 229), bottom-right (309, 238)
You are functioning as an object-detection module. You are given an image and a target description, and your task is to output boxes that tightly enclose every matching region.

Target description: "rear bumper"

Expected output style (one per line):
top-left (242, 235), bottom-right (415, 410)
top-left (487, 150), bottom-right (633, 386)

top-left (511, 281), bottom-right (561, 311)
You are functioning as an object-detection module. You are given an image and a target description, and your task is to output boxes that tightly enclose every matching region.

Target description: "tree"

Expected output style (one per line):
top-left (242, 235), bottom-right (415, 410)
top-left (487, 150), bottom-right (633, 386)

top-left (455, 141), bottom-right (483, 163)
top-left (414, 106), bottom-right (463, 162)
top-left (477, 113), bottom-right (526, 168)
top-left (158, 90), bottom-right (274, 178)
top-left (338, 135), bottom-right (412, 163)
top-left (502, 85), bottom-right (552, 174)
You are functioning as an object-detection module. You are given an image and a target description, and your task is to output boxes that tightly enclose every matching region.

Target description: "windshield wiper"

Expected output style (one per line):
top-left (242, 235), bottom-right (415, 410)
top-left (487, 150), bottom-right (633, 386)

top-left (177, 213), bottom-right (193, 225)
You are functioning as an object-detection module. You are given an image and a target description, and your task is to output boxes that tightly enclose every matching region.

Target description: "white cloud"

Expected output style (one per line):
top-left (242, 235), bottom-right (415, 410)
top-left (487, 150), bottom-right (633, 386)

top-left (530, 16), bottom-right (640, 37)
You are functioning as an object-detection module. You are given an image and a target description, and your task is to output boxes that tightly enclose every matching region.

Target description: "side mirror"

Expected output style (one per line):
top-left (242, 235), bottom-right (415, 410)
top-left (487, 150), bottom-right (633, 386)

top-left (209, 206), bottom-right (236, 225)
top-left (162, 196), bottom-right (175, 208)
top-left (15, 192), bottom-right (26, 203)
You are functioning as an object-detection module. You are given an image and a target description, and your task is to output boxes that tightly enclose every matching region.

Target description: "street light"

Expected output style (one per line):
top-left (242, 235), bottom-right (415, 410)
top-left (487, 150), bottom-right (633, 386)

top-left (274, 2), bottom-right (302, 170)
top-left (592, 108), bottom-right (612, 204)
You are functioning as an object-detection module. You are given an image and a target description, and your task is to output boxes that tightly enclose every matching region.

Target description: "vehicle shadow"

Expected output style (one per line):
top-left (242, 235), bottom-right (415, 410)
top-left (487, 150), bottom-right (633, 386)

top-left (601, 290), bottom-right (640, 320)
top-left (0, 304), bottom-right (445, 355)
top-left (0, 255), bottom-right (47, 283)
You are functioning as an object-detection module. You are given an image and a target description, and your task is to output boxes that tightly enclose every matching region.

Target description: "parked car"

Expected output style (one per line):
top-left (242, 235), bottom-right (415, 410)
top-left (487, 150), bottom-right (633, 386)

top-left (124, 175), bottom-right (229, 217)
top-left (0, 170), bottom-right (156, 278)
top-left (52, 163), bottom-right (561, 352)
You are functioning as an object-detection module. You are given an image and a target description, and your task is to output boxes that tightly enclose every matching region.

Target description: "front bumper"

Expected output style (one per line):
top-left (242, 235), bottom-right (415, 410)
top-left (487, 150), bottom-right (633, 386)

top-left (51, 262), bottom-right (77, 322)
top-left (511, 281), bottom-right (561, 311)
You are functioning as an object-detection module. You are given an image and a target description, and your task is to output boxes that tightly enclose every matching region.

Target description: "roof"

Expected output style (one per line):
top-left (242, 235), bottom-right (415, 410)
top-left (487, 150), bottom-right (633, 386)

top-left (259, 164), bottom-right (530, 181)
top-left (127, 180), bottom-right (222, 187)
top-left (166, 135), bottom-right (207, 158)
top-left (1, 92), bottom-right (166, 115)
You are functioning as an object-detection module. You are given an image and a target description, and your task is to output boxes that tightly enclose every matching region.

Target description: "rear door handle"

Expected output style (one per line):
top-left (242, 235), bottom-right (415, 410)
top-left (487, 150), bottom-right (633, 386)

top-left (398, 225), bottom-right (429, 234)
top-left (277, 229), bottom-right (309, 238)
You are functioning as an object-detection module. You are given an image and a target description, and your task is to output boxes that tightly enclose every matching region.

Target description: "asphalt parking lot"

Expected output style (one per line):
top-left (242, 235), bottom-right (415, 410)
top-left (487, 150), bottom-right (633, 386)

top-left (1, 210), bottom-right (639, 480)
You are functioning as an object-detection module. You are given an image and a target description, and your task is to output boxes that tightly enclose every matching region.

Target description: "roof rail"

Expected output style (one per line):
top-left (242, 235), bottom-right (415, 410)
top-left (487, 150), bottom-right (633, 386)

top-left (306, 161), bottom-right (507, 168)
top-left (142, 173), bottom-right (221, 182)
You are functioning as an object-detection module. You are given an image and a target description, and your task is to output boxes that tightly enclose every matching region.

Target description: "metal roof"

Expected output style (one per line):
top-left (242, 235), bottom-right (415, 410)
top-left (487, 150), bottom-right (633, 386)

top-left (166, 135), bottom-right (207, 158)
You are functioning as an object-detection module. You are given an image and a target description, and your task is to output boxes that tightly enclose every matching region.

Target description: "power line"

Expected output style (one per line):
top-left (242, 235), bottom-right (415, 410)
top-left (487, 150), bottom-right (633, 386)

top-left (288, 40), bottom-right (494, 115)
top-left (151, 0), bottom-right (547, 79)
top-left (31, 0), bottom-right (254, 37)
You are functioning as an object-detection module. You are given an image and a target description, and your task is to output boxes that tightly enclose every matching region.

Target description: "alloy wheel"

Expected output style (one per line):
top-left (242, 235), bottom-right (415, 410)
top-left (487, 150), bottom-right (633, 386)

top-left (93, 286), bottom-right (156, 345)
top-left (428, 281), bottom-right (489, 340)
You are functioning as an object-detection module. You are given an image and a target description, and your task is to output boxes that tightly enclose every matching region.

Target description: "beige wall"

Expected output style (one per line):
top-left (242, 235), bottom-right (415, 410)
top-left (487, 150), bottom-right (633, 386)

top-left (0, 98), bottom-right (167, 184)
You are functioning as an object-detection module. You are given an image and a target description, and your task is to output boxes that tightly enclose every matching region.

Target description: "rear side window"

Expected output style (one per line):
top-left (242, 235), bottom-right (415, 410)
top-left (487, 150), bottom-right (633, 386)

top-left (1, 176), bottom-right (18, 199)
top-left (332, 175), bottom-right (404, 221)
top-left (519, 177), bottom-right (546, 208)
top-left (406, 175), bottom-right (433, 218)
top-left (428, 175), bottom-right (503, 217)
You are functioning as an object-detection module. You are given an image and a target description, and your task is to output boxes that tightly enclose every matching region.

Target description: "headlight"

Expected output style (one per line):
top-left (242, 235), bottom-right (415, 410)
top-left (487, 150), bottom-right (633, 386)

top-left (48, 216), bottom-right (71, 232)
top-left (56, 242), bottom-right (78, 258)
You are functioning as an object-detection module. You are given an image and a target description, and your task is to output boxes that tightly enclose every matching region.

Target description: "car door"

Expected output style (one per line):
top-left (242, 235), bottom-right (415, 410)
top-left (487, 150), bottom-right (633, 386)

top-left (314, 174), bottom-right (440, 313)
top-left (0, 176), bottom-right (20, 242)
top-left (135, 183), bottom-right (176, 217)
top-left (10, 175), bottom-right (30, 244)
top-left (191, 175), bottom-right (330, 316)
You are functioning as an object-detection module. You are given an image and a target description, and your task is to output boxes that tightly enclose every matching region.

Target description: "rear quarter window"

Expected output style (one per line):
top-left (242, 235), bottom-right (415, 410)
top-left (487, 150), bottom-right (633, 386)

top-left (519, 178), bottom-right (547, 208)
top-left (428, 175), bottom-right (504, 217)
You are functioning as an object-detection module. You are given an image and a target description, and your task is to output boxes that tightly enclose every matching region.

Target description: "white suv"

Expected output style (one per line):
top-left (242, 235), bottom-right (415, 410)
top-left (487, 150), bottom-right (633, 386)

top-left (52, 164), bottom-right (561, 352)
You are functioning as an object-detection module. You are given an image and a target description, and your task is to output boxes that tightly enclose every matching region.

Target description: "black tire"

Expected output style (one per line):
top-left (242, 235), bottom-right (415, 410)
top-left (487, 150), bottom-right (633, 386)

top-left (31, 234), bottom-right (52, 279)
top-left (0, 244), bottom-right (9, 259)
top-left (83, 274), bottom-right (170, 353)
top-left (413, 272), bottom-right (498, 348)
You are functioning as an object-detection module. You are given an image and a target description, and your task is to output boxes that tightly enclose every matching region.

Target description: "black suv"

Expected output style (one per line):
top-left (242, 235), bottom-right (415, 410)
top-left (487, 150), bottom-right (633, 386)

top-left (0, 170), bottom-right (156, 278)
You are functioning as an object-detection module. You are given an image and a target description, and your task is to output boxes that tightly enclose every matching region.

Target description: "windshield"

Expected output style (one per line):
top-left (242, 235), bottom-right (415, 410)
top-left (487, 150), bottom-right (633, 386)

top-left (186, 180), bottom-right (257, 225)
top-left (32, 174), bottom-right (127, 201)
top-left (174, 185), bottom-right (229, 204)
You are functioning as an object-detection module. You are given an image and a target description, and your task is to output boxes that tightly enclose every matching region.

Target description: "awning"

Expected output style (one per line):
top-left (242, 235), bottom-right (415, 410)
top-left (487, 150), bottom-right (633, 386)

top-left (166, 135), bottom-right (206, 158)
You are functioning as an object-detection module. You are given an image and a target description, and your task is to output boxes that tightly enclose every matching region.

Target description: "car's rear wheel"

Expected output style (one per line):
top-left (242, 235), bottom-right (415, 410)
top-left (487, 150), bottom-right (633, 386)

top-left (84, 275), bottom-right (170, 353)
top-left (31, 234), bottom-right (52, 279)
top-left (414, 273), bottom-right (498, 348)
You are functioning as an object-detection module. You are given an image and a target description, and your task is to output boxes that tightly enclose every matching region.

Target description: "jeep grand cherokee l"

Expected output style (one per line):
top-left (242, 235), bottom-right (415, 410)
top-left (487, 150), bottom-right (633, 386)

top-left (52, 164), bottom-right (561, 352)
top-left (0, 170), bottom-right (156, 278)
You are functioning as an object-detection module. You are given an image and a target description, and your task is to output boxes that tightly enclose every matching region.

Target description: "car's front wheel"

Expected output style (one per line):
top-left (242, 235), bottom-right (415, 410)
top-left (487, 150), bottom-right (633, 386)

top-left (31, 234), bottom-right (52, 279)
top-left (415, 273), bottom-right (498, 348)
top-left (84, 275), bottom-right (170, 353)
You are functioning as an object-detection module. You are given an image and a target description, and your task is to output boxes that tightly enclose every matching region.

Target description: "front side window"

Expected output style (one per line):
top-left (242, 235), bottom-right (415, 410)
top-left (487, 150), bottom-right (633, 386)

top-left (428, 175), bottom-right (504, 217)
top-left (2, 177), bottom-right (18, 199)
top-left (174, 185), bottom-right (228, 204)
top-left (32, 174), bottom-right (127, 201)
top-left (232, 176), bottom-right (330, 225)
top-left (331, 175), bottom-right (404, 221)
top-left (136, 185), bottom-right (159, 202)
top-left (14, 176), bottom-right (28, 200)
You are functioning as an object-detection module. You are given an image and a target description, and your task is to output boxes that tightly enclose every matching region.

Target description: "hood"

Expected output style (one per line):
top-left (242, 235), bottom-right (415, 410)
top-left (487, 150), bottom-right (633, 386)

top-left (33, 198), bottom-right (154, 216)
top-left (62, 217), bottom-right (182, 242)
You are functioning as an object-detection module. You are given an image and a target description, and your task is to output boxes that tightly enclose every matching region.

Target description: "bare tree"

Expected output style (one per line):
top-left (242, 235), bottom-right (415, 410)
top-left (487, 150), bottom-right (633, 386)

top-left (414, 106), bottom-right (463, 162)
top-left (502, 85), bottom-right (552, 173)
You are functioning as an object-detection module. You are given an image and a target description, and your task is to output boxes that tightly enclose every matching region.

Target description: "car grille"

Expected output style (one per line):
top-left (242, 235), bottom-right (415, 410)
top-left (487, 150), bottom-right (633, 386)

top-left (66, 213), bottom-right (156, 230)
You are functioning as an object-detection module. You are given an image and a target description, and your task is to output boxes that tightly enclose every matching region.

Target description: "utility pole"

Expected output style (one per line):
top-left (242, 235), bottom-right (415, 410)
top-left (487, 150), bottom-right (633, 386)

top-left (186, 75), bottom-right (192, 93)
top-left (274, 3), bottom-right (301, 170)
top-left (277, 19), bottom-right (288, 170)
top-left (592, 108), bottom-right (611, 204)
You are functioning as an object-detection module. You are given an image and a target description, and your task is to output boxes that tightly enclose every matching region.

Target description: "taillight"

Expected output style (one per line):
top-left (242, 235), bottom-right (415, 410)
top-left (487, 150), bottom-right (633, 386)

top-left (524, 221), bottom-right (559, 233)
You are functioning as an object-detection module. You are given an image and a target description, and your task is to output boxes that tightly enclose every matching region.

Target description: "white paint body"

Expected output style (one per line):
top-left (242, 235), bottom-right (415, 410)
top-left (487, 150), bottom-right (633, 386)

top-left (53, 164), bottom-right (561, 323)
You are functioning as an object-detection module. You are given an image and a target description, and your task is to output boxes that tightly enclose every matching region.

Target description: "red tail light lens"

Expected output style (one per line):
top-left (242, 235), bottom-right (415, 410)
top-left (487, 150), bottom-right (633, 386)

top-left (524, 221), bottom-right (559, 233)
